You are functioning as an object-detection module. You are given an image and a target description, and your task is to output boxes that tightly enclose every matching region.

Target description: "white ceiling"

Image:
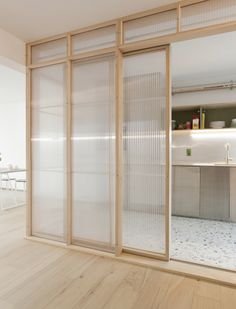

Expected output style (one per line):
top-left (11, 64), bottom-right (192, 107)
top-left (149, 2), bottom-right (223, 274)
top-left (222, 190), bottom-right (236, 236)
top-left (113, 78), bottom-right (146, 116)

top-left (0, 0), bottom-right (174, 42)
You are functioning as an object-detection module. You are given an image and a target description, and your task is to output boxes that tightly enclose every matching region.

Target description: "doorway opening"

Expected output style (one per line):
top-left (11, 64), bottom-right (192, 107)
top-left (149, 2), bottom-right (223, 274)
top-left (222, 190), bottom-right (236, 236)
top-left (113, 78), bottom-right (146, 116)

top-left (122, 47), bottom-right (170, 259)
top-left (0, 61), bottom-right (26, 232)
top-left (171, 30), bottom-right (236, 271)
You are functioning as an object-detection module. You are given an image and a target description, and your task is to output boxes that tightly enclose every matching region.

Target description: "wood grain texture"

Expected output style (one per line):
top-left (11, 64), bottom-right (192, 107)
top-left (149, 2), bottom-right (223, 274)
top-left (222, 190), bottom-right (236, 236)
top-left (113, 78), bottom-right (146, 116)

top-left (0, 207), bottom-right (236, 309)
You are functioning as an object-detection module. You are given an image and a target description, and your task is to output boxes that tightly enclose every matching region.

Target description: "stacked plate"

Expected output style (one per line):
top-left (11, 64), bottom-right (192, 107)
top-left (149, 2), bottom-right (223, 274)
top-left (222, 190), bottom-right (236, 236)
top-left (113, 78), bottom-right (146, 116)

top-left (209, 121), bottom-right (225, 129)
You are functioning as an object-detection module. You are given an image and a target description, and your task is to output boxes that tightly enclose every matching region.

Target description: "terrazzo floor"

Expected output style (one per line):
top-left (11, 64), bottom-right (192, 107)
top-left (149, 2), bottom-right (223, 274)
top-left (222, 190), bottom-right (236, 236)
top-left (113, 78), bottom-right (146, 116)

top-left (123, 210), bottom-right (236, 270)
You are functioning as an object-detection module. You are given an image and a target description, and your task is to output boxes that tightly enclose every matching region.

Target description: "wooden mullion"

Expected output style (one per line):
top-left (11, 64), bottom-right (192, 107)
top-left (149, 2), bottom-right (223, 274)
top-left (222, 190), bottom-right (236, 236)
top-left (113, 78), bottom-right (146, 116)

top-left (66, 33), bottom-right (72, 245)
top-left (26, 45), bottom-right (32, 237)
top-left (28, 34), bottom-right (67, 47)
top-left (116, 19), bottom-right (123, 46)
top-left (165, 45), bottom-right (172, 261)
top-left (121, 2), bottom-right (179, 22)
top-left (70, 20), bottom-right (117, 36)
top-left (69, 47), bottom-right (116, 61)
top-left (28, 58), bottom-right (67, 69)
top-left (179, 0), bottom-right (208, 8)
top-left (177, 3), bottom-right (182, 33)
top-left (115, 48), bottom-right (123, 256)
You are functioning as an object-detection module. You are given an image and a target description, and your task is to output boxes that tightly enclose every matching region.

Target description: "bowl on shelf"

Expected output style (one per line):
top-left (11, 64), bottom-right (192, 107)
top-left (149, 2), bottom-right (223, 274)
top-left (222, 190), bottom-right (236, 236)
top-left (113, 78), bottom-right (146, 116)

top-left (172, 120), bottom-right (176, 130)
top-left (231, 119), bottom-right (236, 128)
top-left (209, 121), bottom-right (225, 129)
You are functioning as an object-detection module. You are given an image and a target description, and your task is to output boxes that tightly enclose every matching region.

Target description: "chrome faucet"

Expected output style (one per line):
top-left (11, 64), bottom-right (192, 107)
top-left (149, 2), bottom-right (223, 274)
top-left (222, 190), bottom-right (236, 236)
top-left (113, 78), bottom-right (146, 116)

top-left (225, 143), bottom-right (232, 164)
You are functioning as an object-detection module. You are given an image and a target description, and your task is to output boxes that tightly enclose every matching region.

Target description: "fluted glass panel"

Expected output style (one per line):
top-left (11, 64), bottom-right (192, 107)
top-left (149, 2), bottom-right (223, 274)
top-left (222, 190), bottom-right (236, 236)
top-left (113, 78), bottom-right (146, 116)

top-left (72, 55), bottom-right (115, 250)
top-left (123, 50), bottom-right (167, 254)
top-left (124, 10), bottom-right (177, 43)
top-left (182, 0), bottom-right (236, 31)
top-left (72, 26), bottom-right (116, 54)
top-left (31, 38), bottom-right (67, 64)
top-left (31, 64), bottom-right (67, 241)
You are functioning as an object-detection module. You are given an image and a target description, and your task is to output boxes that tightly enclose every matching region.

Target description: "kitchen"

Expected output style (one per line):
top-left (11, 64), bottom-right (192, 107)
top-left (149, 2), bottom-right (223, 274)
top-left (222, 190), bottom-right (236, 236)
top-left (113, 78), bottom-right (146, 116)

top-left (171, 30), bottom-right (236, 270)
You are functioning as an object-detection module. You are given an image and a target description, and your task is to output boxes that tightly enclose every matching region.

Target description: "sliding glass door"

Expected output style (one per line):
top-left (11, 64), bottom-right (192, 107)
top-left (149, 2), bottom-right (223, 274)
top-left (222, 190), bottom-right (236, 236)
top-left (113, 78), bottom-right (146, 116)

top-left (122, 47), bottom-right (171, 259)
top-left (71, 55), bottom-right (116, 251)
top-left (29, 45), bottom-right (171, 257)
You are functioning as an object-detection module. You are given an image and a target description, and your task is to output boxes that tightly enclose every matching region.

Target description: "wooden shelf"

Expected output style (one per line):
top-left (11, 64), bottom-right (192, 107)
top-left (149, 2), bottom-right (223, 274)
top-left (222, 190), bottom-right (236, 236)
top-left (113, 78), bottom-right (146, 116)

top-left (172, 104), bottom-right (236, 129)
top-left (172, 128), bottom-right (236, 135)
top-left (172, 102), bottom-right (236, 111)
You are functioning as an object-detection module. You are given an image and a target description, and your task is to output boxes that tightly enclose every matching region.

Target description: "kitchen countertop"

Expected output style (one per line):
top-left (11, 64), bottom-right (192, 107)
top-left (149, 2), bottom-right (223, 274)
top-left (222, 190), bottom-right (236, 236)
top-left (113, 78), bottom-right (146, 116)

top-left (173, 162), bottom-right (236, 167)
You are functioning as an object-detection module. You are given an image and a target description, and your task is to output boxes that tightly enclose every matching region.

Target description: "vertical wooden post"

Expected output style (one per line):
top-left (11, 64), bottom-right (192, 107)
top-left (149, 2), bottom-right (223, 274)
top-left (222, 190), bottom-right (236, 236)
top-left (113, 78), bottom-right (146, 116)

top-left (26, 44), bottom-right (32, 237)
top-left (67, 33), bottom-right (72, 245)
top-left (115, 20), bottom-right (123, 256)
top-left (177, 3), bottom-right (182, 33)
top-left (115, 49), bottom-right (123, 256)
top-left (165, 45), bottom-right (171, 260)
top-left (116, 19), bottom-right (123, 46)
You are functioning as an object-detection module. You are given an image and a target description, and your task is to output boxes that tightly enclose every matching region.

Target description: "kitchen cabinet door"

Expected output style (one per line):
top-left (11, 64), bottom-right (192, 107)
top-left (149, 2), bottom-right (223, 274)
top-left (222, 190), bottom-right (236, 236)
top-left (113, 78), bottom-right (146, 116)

top-left (230, 168), bottom-right (236, 222)
top-left (200, 167), bottom-right (230, 221)
top-left (172, 166), bottom-right (200, 217)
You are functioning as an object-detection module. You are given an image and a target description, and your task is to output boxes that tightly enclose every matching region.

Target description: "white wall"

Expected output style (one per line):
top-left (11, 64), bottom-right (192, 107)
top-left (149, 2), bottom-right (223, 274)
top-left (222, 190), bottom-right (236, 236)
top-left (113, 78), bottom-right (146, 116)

top-left (0, 28), bottom-right (25, 67)
top-left (173, 130), bottom-right (236, 164)
top-left (0, 64), bottom-right (26, 169)
top-left (0, 28), bottom-right (26, 171)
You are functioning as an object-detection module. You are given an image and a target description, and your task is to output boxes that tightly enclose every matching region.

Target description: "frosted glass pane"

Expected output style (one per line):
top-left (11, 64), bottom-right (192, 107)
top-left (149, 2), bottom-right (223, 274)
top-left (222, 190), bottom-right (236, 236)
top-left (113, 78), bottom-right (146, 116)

top-left (31, 64), bottom-right (67, 242)
top-left (32, 171), bottom-right (66, 240)
top-left (124, 10), bottom-right (177, 43)
top-left (32, 64), bottom-right (66, 107)
top-left (31, 38), bottom-right (67, 64)
top-left (72, 26), bottom-right (116, 54)
top-left (72, 55), bottom-right (115, 250)
top-left (123, 50), bottom-right (167, 255)
top-left (72, 173), bottom-right (115, 246)
top-left (182, 0), bottom-right (236, 31)
top-left (31, 107), bottom-right (66, 171)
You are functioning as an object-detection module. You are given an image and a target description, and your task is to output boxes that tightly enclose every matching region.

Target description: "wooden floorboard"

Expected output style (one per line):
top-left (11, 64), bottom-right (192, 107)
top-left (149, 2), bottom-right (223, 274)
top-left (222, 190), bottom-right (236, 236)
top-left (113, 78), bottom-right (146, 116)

top-left (0, 207), bottom-right (235, 309)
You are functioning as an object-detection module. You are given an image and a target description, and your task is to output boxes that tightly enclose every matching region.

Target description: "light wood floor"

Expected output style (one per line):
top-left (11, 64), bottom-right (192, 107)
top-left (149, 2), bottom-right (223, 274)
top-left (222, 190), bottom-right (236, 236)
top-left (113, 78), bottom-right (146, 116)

top-left (0, 207), bottom-right (236, 309)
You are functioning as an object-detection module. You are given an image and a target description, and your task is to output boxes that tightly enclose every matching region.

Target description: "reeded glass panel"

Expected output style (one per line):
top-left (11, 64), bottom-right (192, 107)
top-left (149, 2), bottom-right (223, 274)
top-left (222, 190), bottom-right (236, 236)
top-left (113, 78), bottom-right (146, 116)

top-left (72, 55), bottom-right (115, 250)
top-left (124, 10), bottom-right (177, 43)
top-left (182, 0), bottom-right (236, 31)
top-left (31, 38), bottom-right (67, 64)
top-left (123, 50), bottom-right (167, 255)
top-left (31, 64), bottom-right (67, 241)
top-left (31, 64), bottom-right (66, 107)
top-left (72, 26), bottom-right (116, 54)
